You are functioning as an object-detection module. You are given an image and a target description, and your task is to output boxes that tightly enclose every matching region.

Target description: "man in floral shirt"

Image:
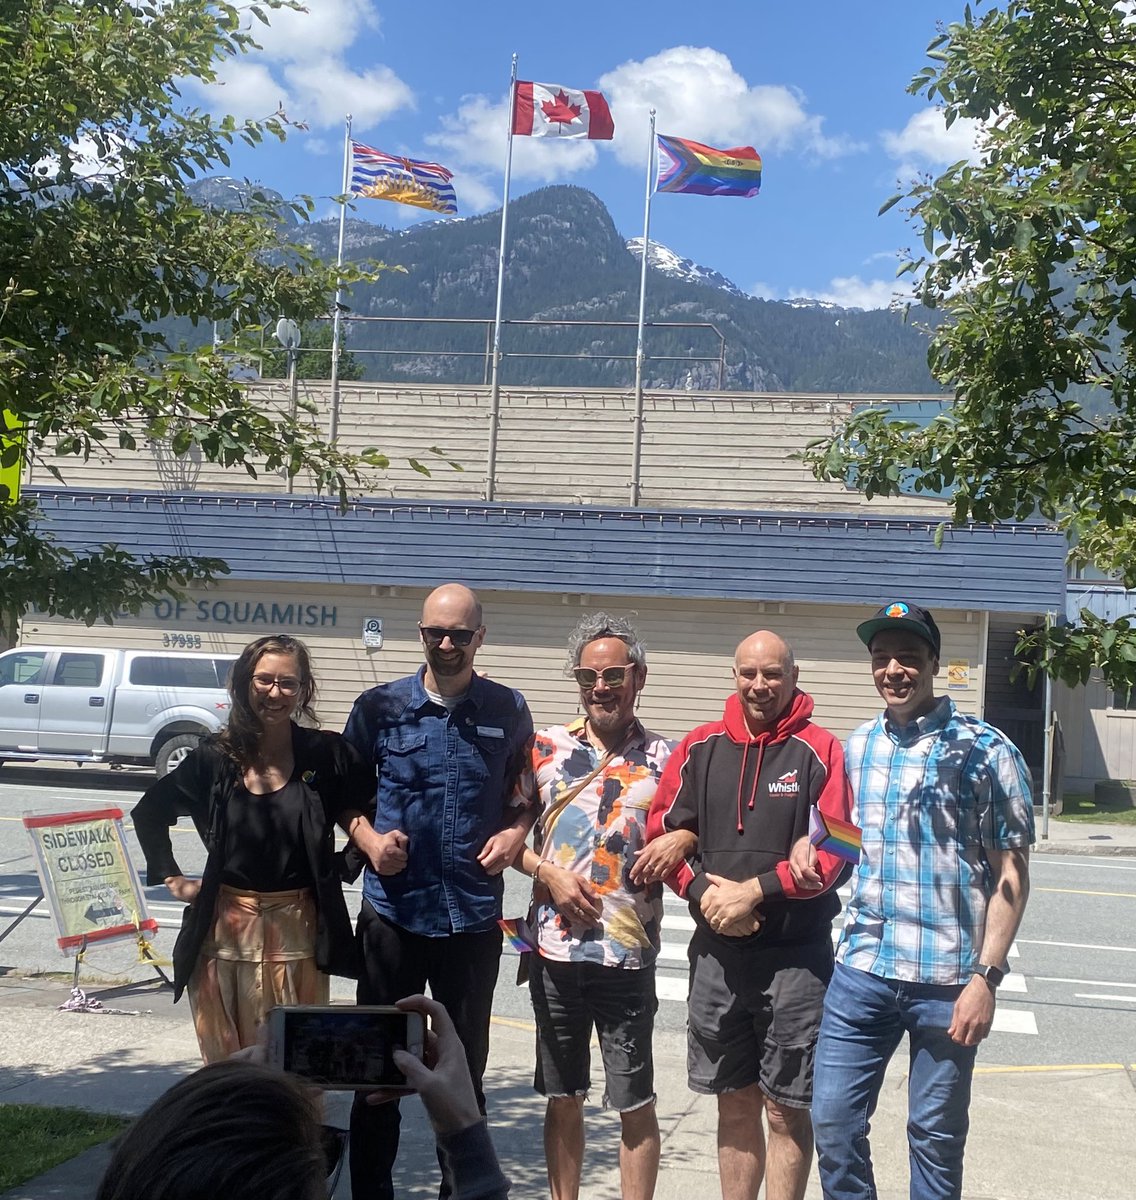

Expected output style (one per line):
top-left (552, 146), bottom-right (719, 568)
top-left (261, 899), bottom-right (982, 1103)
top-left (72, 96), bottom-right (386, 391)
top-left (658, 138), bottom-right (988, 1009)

top-left (511, 612), bottom-right (684, 1200)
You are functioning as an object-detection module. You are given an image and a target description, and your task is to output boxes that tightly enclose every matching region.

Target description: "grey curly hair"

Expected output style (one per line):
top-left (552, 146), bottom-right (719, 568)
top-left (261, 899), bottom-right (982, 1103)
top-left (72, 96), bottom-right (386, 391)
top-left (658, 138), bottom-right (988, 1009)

top-left (565, 612), bottom-right (647, 673)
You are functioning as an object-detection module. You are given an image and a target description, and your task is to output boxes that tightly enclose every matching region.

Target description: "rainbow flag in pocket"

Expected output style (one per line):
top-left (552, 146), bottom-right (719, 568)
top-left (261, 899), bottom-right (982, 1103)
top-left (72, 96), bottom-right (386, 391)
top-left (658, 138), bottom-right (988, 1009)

top-left (498, 917), bottom-right (537, 954)
top-left (808, 805), bottom-right (862, 864)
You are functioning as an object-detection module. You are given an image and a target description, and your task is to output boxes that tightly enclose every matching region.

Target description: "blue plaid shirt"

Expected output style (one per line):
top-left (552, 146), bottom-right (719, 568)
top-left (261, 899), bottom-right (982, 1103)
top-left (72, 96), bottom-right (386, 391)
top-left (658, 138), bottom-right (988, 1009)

top-left (836, 696), bottom-right (1034, 985)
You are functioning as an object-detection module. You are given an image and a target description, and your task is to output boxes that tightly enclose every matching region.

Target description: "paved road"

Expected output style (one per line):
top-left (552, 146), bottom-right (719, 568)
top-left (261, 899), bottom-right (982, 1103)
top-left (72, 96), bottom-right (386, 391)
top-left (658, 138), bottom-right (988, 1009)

top-left (2, 767), bottom-right (1134, 1069)
top-left (2, 766), bottom-right (1136, 1200)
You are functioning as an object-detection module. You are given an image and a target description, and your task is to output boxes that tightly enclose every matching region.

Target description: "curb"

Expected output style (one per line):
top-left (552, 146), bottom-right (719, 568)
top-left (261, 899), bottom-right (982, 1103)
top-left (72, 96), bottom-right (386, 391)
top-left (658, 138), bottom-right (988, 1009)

top-left (1032, 840), bottom-right (1136, 857)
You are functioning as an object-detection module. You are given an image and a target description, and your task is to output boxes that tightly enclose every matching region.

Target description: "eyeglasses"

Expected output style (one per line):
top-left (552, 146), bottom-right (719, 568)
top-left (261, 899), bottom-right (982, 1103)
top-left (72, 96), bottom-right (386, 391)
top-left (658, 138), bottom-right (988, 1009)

top-left (251, 674), bottom-right (303, 696)
top-left (419, 624), bottom-right (478, 648)
top-left (573, 666), bottom-right (631, 689)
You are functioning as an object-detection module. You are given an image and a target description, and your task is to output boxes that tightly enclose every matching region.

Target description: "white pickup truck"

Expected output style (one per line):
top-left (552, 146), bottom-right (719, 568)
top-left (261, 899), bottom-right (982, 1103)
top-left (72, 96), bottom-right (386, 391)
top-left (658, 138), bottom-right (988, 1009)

top-left (0, 646), bottom-right (236, 777)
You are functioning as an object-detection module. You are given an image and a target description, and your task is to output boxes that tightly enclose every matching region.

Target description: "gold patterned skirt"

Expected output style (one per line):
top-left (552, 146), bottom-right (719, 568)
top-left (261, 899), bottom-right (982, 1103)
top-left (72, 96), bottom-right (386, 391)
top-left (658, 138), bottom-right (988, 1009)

top-left (187, 884), bottom-right (329, 1064)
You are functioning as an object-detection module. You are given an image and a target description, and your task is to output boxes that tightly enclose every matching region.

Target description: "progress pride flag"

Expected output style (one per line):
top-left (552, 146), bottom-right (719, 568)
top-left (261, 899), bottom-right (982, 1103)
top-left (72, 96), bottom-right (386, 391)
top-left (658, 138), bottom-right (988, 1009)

top-left (512, 80), bottom-right (615, 139)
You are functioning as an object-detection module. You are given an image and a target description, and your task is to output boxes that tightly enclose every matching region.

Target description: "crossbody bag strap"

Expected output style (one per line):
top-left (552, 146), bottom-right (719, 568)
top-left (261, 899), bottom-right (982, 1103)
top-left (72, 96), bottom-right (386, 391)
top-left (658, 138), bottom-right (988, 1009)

top-left (535, 725), bottom-right (638, 855)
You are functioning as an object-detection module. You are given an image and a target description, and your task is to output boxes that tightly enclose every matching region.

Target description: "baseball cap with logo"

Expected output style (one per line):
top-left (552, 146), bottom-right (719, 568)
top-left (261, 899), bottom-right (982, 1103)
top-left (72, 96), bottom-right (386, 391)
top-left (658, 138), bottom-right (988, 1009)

top-left (856, 601), bottom-right (941, 657)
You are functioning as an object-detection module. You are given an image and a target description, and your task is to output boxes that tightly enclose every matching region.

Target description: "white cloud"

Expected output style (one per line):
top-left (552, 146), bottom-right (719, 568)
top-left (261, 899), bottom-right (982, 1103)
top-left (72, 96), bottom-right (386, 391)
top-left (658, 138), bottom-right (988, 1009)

top-left (882, 107), bottom-right (984, 169)
top-left (791, 275), bottom-right (910, 310)
top-left (598, 46), bottom-right (862, 167)
top-left (184, 1), bottom-right (414, 132)
top-left (33, 131), bottom-right (133, 183)
top-left (241, 0), bottom-right (381, 59)
top-left (449, 168), bottom-right (499, 214)
top-left (427, 92), bottom-right (599, 184)
top-left (752, 274), bottom-right (912, 310)
top-left (749, 281), bottom-right (781, 301)
top-left (284, 62), bottom-right (413, 129)
top-left (423, 45), bottom-right (860, 213)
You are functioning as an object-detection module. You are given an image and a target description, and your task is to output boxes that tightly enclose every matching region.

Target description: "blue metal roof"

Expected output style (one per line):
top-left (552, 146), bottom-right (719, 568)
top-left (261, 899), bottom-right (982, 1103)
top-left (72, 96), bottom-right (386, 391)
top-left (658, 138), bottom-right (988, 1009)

top-left (30, 488), bottom-right (1067, 613)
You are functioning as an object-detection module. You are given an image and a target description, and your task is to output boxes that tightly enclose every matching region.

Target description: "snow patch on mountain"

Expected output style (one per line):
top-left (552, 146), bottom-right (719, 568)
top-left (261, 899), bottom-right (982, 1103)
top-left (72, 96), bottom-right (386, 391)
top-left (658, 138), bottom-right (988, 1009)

top-left (626, 237), bottom-right (745, 298)
top-left (784, 296), bottom-right (842, 311)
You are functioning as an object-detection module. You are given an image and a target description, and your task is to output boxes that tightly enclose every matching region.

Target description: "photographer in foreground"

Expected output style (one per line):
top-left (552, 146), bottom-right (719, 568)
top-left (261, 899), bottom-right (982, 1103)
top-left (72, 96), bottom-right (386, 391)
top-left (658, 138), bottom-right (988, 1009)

top-left (95, 994), bottom-right (509, 1200)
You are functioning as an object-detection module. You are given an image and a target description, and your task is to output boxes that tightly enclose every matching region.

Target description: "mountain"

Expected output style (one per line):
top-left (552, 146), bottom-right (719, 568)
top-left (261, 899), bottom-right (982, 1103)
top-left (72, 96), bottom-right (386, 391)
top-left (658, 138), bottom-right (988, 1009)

top-left (626, 237), bottom-right (746, 298)
top-left (181, 180), bottom-right (939, 393)
top-left (187, 176), bottom-right (298, 224)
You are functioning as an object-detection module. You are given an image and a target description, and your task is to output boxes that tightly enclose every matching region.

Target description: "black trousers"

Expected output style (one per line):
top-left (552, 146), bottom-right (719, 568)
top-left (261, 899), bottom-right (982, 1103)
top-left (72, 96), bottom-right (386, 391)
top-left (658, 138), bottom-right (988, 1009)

top-left (348, 901), bottom-right (502, 1200)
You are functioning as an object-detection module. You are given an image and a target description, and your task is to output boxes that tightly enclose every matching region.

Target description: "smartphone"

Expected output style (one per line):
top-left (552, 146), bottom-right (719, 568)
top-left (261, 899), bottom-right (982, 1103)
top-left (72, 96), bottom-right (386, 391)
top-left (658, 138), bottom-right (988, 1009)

top-left (267, 1005), bottom-right (425, 1091)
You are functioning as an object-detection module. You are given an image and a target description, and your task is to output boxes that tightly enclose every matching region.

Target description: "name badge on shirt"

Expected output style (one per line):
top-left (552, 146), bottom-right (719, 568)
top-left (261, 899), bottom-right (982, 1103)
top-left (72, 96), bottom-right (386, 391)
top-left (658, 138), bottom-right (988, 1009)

top-left (476, 726), bottom-right (504, 738)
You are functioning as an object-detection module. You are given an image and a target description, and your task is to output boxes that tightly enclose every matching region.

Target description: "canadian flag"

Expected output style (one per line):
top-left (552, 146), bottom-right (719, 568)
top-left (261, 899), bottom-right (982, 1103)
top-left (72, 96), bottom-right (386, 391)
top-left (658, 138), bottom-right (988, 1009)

top-left (512, 80), bottom-right (615, 140)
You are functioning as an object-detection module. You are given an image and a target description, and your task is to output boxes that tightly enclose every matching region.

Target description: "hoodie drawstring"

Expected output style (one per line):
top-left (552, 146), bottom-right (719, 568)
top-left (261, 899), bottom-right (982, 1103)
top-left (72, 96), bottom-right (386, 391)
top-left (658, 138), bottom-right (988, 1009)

top-left (736, 741), bottom-right (749, 833)
top-left (735, 740), bottom-right (766, 832)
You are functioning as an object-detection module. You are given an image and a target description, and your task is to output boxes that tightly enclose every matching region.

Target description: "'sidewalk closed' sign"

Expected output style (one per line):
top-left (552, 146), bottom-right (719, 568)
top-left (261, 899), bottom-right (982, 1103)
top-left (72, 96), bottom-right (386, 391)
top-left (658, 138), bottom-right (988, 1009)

top-left (24, 807), bottom-right (157, 954)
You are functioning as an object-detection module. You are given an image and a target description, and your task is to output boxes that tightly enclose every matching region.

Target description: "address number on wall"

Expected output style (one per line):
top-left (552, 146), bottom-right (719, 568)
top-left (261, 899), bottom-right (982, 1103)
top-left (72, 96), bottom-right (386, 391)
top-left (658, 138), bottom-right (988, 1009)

top-left (161, 633), bottom-right (203, 648)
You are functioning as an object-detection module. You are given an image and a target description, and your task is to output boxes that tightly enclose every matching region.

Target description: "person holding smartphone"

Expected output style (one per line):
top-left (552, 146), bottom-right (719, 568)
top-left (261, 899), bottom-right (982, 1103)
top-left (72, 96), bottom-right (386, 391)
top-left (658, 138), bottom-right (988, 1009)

top-left (132, 635), bottom-right (383, 1063)
top-left (95, 995), bottom-right (511, 1200)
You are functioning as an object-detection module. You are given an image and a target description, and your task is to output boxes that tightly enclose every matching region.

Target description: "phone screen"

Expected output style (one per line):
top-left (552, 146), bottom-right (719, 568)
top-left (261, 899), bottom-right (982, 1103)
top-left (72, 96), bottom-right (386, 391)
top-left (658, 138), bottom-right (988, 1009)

top-left (279, 1008), bottom-right (418, 1089)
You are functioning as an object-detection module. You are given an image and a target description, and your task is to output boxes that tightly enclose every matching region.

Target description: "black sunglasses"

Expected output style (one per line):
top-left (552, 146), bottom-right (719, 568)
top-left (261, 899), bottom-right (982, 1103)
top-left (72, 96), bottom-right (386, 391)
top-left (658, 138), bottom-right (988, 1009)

top-left (419, 624), bottom-right (478, 648)
top-left (573, 666), bottom-right (631, 689)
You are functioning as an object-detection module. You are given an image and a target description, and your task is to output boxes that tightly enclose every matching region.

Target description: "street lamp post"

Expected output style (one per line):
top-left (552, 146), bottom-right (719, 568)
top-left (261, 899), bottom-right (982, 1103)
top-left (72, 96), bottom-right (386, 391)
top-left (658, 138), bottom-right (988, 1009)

top-left (274, 318), bottom-right (302, 494)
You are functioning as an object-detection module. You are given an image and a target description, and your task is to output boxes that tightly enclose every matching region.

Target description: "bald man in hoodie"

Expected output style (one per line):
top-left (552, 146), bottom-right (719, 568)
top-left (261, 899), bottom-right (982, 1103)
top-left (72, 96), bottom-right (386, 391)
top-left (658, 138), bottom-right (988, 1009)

top-left (640, 631), bottom-right (853, 1200)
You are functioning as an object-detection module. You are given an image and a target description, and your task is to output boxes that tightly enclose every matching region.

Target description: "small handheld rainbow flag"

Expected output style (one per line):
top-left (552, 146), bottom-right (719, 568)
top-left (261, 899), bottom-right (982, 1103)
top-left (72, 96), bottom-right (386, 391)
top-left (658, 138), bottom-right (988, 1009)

top-left (808, 805), bottom-right (862, 864)
top-left (498, 917), bottom-right (536, 954)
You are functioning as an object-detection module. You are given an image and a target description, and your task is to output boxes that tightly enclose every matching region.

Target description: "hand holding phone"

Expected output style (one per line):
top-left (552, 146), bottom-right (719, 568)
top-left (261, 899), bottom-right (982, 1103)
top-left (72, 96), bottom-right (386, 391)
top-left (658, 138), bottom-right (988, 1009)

top-left (267, 1005), bottom-right (425, 1092)
top-left (378, 994), bottom-right (483, 1135)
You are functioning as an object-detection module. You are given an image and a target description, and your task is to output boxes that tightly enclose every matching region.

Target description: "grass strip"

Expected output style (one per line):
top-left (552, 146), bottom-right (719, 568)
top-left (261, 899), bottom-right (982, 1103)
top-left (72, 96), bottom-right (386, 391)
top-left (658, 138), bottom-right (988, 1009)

top-left (1055, 794), bottom-right (1136, 826)
top-left (0, 1104), bottom-right (129, 1191)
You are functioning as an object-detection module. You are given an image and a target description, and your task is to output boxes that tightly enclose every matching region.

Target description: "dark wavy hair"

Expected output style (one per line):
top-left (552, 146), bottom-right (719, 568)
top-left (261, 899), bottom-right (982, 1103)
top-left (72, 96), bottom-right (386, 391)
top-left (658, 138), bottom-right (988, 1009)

top-left (217, 635), bottom-right (318, 767)
top-left (95, 1060), bottom-right (326, 1200)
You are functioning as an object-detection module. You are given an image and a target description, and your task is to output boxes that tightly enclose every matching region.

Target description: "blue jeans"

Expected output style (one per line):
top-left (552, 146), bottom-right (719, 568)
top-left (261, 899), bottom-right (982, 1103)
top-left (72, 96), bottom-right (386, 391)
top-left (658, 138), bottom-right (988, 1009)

top-left (811, 961), bottom-right (977, 1200)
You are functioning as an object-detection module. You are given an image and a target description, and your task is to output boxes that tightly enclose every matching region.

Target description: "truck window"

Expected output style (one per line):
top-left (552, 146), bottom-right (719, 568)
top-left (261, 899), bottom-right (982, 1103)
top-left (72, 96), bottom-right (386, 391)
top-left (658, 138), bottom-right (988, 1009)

top-left (129, 656), bottom-right (225, 689)
top-left (53, 653), bottom-right (106, 688)
top-left (0, 652), bottom-right (47, 686)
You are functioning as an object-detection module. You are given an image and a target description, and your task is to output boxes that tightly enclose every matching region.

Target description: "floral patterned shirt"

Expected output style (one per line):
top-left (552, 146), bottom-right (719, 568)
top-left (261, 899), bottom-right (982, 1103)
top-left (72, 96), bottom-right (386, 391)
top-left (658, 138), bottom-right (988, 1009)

top-left (516, 718), bottom-right (673, 968)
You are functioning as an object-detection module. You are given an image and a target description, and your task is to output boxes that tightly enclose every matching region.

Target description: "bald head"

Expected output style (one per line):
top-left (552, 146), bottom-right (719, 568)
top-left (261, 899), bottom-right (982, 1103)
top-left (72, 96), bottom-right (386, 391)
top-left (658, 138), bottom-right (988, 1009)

top-left (734, 630), bottom-right (795, 672)
top-left (419, 583), bottom-right (485, 695)
top-left (733, 630), bottom-right (799, 734)
top-left (421, 583), bottom-right (483, 629)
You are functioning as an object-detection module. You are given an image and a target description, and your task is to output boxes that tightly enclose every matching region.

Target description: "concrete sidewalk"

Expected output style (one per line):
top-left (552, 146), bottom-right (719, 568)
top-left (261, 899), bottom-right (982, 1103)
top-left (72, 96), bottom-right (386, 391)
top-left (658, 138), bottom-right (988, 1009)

top-left (1031, 813), bottom-right (1136, 855)
top-left (2, 817), bottom-right (1133, 1200)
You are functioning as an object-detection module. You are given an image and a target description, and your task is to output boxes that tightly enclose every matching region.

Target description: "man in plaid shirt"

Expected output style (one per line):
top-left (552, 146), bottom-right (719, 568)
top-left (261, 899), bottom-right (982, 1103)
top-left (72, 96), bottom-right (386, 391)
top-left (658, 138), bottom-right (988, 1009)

top-left (795, 601), bottom-right (1033, 1200)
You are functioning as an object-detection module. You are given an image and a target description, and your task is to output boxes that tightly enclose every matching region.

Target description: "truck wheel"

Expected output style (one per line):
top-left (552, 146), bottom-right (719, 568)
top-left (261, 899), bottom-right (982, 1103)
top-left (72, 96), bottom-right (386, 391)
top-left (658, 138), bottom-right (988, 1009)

top-left (154, 734), bottom-right (201, 778)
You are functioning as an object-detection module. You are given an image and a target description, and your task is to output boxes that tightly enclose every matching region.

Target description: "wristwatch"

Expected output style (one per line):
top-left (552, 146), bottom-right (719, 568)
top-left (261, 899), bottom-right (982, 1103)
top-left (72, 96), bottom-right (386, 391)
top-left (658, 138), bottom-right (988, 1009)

top-left (973, 963), bottom-right (1005, 988)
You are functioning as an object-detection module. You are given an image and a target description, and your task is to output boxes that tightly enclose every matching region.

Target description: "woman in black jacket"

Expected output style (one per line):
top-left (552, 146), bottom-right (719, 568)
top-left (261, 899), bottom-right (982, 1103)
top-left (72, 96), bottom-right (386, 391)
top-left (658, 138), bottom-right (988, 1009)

top-left (133, 635), bottom-right (380, 1063)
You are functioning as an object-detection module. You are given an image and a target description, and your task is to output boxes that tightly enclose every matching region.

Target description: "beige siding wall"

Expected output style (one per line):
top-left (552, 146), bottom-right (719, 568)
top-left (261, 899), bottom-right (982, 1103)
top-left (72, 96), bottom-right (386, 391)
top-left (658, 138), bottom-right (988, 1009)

top-left (1056, 675), bottom-right (1136, 787)
top-left (21, 581), bottom-right (985, 743)
top-left (25, 383), bottom-right (948, 516)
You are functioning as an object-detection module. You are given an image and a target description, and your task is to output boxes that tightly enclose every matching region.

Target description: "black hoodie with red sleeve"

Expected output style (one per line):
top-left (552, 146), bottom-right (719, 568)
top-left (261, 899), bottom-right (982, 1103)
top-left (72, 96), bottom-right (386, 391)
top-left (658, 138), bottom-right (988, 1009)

top-left (646, 688), bottom-right (853, 947)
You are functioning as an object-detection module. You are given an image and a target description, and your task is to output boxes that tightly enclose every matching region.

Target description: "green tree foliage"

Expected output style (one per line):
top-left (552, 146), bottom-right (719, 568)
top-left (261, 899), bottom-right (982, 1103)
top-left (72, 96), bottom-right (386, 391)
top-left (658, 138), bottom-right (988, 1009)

top-left (260, 321), bottom-right (365, 381)
top-left (805, 0), bottom-right (1136, 689)
top-left (0, 0), bottom-right (380, 624)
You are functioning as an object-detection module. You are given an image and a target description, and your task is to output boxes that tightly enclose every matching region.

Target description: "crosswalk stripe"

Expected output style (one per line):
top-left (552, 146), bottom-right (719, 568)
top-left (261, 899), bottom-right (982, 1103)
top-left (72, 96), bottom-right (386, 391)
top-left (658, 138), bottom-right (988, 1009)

top-left (991, 1008), bottom-right (1038, 1034)
top-left (656, 975), bottom-right (688, 1002)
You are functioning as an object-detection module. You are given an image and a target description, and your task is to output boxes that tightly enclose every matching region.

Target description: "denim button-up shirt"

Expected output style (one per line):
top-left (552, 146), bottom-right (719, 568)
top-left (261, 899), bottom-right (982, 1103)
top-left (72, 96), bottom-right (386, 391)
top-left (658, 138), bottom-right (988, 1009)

top-left (343, 668), bottom-right (534, 936)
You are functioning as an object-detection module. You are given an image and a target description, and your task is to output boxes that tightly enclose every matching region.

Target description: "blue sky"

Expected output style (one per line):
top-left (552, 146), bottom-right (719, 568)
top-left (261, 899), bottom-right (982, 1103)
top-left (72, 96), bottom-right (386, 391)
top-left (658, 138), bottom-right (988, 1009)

top-left (185, 1), bottom-right (984, 309)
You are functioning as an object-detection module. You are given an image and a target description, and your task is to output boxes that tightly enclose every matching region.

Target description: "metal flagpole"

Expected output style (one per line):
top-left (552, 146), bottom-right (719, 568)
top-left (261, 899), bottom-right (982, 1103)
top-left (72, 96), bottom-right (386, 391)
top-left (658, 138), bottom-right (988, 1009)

top-left (485, 53), bottom-right (518, 502)
top-left (328, 113), bottom-right (353, 444)
top-left (1040, 609), bottom-right (1055, 840)
top-left (629, 108), bottom-right (656, 508)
